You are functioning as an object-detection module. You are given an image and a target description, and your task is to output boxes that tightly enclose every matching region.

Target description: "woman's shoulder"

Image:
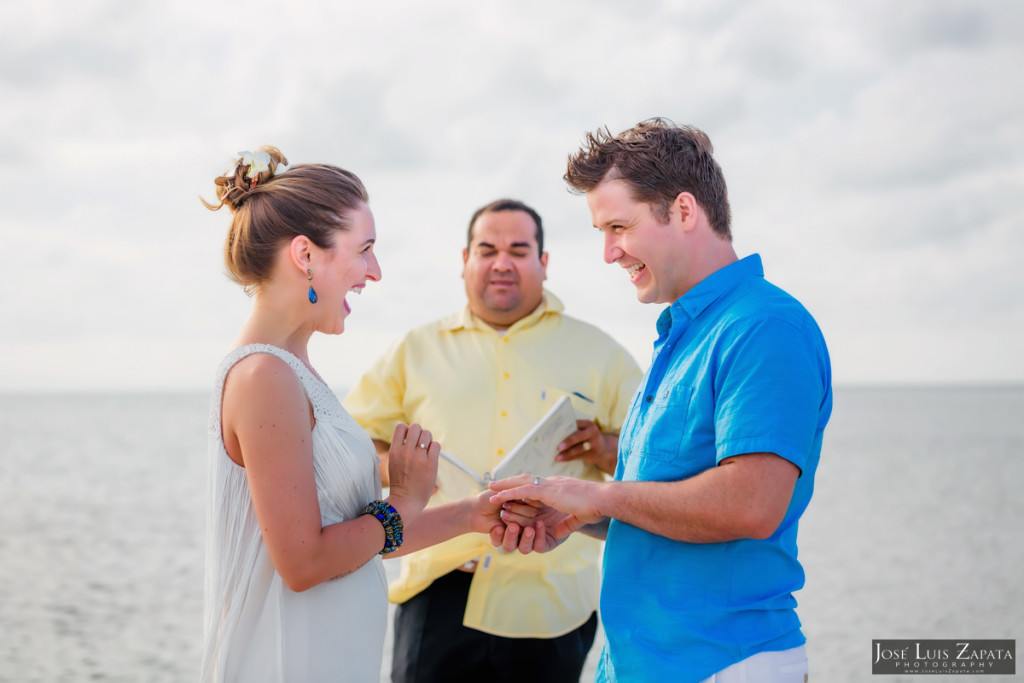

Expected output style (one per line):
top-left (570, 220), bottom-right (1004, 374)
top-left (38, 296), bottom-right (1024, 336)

top-left (220, 350), bottom-right (312, 449)
top-left (225, 350), bottom-right (303, 396)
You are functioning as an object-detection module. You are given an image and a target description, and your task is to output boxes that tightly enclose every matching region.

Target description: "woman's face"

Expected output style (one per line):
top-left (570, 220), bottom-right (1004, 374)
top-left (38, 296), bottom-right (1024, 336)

top-left (311, 202), bottom-right (381, 335)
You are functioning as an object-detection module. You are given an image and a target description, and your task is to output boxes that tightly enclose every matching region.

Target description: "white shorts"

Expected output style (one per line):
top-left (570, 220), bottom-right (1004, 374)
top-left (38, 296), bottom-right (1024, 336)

top-left (699, 645), bottom-right (808, 683)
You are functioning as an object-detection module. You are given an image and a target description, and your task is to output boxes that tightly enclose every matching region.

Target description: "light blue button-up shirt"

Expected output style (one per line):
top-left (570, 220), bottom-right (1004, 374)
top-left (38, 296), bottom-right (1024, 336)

top-left (597, 254), bottom-right (832, 683)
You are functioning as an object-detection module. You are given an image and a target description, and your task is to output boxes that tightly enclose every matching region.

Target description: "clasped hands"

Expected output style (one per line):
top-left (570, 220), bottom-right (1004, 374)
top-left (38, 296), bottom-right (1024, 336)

top-left (384, 421), bottom-right (608, 553)
top-left (484, 473), bottom-right (606, 554)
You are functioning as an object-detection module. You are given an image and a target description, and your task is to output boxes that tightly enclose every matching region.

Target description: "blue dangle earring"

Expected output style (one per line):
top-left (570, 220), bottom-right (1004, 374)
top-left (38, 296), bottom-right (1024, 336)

top-left (307, 268), bottom-right (318, 304)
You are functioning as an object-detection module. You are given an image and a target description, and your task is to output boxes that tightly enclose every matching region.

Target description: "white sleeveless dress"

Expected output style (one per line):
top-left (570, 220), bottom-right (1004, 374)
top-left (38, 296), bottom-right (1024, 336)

top-left (201, 344), bottom-right (388, 682)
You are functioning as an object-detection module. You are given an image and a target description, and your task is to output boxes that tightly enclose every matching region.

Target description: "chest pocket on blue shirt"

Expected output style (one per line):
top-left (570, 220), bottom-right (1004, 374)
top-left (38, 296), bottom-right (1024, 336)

top-left (622, 383), bottom-right (694, 481)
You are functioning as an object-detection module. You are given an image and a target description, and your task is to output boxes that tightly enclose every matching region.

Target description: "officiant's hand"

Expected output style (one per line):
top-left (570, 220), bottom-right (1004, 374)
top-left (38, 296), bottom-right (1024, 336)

top-left (385, 423), bottom-right (439, 521)
top-left (555, 420), bottom-right (618, 475)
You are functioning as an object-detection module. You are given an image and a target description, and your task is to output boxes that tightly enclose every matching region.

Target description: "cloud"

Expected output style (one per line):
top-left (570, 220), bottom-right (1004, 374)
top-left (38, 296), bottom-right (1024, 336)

top-left (1, 0), bottom-right (1022, 390)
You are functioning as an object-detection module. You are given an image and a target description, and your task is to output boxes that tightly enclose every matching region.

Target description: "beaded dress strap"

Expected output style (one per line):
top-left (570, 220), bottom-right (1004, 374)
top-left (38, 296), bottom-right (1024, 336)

top-left (208, 344), bottom-right (346, 433)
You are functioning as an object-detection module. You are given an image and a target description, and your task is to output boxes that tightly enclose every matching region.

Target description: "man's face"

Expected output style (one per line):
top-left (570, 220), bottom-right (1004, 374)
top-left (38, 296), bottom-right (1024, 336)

top-left (462, 210), bottom-right (548, 328)
top-left (587, 178), bottom-right (689, 305)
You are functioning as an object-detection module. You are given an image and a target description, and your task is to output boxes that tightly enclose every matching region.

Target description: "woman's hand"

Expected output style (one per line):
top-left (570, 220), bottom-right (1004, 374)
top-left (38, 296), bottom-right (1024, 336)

top-left (489, 496), bottom-right (569, 554)
top-left (465, 487), bottom-right (511, 538)
top-left (383, 475), bottom-right (513, 557)
top-left (384, 423), bottom-right (439, 522)
top-left (488, 474), bottom-right (608, 552)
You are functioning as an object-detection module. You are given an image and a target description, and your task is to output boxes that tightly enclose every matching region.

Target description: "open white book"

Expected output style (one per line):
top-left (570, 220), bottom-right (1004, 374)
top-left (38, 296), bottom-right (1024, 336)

top-left (435, 395), bottom-right (584, 500)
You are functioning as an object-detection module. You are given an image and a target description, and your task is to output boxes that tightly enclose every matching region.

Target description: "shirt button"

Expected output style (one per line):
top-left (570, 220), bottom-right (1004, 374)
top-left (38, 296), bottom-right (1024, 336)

top-left (497, 449), bottom-right (504, 455)
top-left (646, 395), bottom-right (653, 403)
top-left (503, 337), bottom-right (509, 342)
top-left (500, 411), bottom-right (507, 417)
top-left (503, 372), bottom-right (510, 378)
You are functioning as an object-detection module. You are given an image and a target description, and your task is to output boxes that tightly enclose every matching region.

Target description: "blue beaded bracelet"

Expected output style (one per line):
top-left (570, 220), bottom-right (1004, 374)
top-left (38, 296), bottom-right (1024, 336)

top-left (362, 500), bottom-right (404, 555)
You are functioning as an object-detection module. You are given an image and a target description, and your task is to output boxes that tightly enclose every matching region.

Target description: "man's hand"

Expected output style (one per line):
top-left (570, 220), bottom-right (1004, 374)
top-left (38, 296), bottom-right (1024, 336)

top-left (488, 474), bottom-right (609, 552)
top-left (556, 420), bottom-right (618, 475)
top-left (488, 497), bottom-right (569, 554)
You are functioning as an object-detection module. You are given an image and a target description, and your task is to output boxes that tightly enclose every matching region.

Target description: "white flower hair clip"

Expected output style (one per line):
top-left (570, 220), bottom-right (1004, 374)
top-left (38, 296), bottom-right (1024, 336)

top-left (239, 150), bottom-right (272, 188)
top-left (236, 150), bottom-right (290, 188)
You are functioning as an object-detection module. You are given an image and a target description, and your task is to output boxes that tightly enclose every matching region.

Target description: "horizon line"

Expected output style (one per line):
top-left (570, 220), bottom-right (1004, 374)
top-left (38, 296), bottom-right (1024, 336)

top-left (3, 381), bottom-right (1024, 397)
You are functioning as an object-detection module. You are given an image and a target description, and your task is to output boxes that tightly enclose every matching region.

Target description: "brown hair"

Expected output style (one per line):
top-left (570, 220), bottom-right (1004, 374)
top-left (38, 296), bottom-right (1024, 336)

top-left (564, 118), bottom-right (732, 240)
top-left (466, 198), bottom-right (545, 258)
top-left (203, 146), bottom-right (369, 292)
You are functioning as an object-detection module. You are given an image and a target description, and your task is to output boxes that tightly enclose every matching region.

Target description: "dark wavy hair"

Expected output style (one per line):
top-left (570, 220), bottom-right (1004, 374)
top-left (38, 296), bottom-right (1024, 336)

top-left (564, 118), bottom-right (732, 240)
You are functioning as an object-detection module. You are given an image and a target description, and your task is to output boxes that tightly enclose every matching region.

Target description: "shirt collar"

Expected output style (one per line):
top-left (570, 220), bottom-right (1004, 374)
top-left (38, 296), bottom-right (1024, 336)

top-left (656, 254), bottom-right (764, 338)
top-left (442, 289), bottom-right (564, 332)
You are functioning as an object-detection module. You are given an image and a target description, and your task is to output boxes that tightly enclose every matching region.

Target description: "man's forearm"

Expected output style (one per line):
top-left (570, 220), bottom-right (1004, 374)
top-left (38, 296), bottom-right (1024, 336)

top-left (594, 453), bottom-right (799, 543)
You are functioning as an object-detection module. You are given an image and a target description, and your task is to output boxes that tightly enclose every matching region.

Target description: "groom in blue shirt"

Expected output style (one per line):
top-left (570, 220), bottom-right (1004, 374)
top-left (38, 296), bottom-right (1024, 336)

top-left (491, 118), bottom-right (832, 683)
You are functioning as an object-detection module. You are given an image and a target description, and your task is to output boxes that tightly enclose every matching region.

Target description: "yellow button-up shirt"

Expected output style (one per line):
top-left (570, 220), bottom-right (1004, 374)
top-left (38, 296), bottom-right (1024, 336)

top-left (344, 291), bottom-right (641, 637)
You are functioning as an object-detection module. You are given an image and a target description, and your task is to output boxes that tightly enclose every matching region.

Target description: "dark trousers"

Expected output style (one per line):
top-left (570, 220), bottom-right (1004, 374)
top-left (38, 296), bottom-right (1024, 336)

top-left (391, 570), bottom-right (598, 683)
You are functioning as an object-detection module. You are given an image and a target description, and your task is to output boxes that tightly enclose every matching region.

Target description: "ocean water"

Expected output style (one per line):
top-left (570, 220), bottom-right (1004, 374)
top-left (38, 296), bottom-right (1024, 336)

top-left (0, 387), bottom-right (1021, 682)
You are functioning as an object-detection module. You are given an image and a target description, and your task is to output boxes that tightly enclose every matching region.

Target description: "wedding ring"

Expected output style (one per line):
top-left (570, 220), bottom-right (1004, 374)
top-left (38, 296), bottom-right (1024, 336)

top-left (582, 441), bottom-right (592, 452)
top-left (532, 475), bottom-right (541, 486)
top-left (417, 442), bottom-right (428, 449)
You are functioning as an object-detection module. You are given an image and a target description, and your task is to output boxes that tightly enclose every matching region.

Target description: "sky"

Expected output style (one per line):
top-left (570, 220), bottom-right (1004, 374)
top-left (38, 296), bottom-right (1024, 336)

top-left (1, 0), bottom-right (1022, 392)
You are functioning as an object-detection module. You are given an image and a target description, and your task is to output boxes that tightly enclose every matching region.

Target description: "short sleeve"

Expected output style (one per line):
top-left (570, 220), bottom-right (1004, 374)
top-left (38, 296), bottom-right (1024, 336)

top-left (713, 315), bottom-right (831, 472)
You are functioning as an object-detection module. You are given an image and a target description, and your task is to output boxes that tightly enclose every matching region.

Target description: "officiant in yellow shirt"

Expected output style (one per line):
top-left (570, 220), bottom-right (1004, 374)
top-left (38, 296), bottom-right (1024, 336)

top-left (345, 198), bottom-right (641, 683)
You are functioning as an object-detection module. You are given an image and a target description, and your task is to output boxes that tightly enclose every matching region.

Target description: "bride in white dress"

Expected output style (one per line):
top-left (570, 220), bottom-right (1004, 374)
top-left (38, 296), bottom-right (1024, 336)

top-left (200, 148), bottom-right (516, 682)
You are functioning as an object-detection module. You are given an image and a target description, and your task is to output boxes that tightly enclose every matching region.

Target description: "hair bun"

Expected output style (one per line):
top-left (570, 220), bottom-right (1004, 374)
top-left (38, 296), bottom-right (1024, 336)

top-left (204, 146), bottom-right (290, 213)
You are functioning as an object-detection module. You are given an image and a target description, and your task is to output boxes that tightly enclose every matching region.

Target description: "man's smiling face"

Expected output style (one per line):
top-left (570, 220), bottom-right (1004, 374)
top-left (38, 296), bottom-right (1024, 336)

top-left (462, 209), bottom-right (548, 328)
top-left (588, 178), bottom-right (690, 305)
